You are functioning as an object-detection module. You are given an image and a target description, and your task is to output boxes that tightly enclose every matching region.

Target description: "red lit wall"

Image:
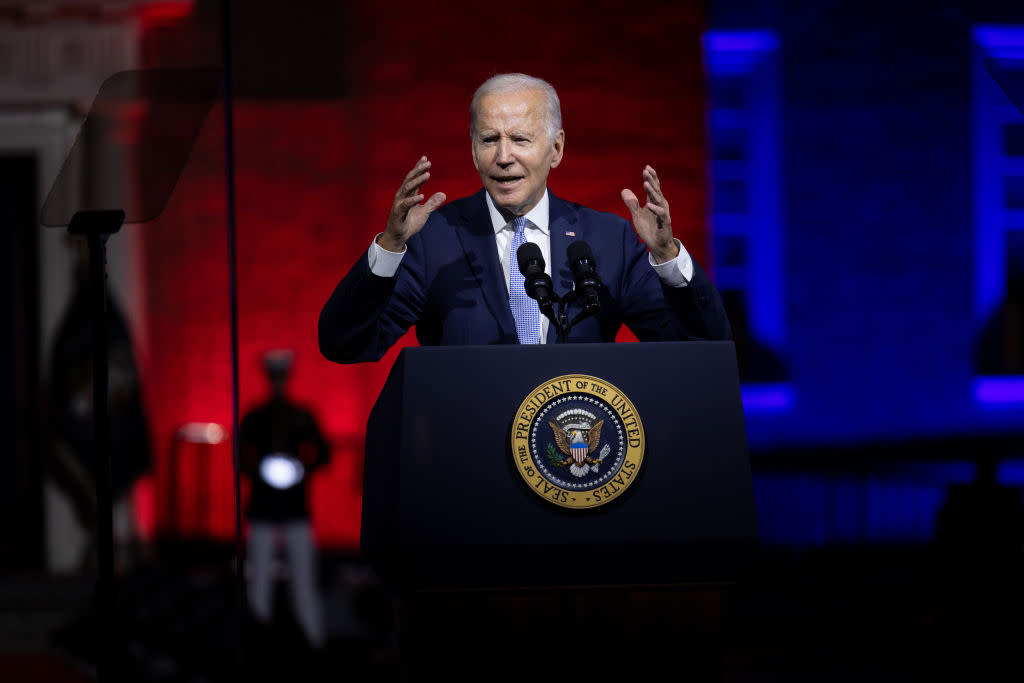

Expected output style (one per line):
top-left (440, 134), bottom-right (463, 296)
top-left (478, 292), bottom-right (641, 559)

top-left (139, 0), bottom-right (709, 550)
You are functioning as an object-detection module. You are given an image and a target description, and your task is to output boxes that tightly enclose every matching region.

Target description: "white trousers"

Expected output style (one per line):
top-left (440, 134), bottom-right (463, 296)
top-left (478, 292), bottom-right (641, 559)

top-left (245, 520), bottom-right (326, 648)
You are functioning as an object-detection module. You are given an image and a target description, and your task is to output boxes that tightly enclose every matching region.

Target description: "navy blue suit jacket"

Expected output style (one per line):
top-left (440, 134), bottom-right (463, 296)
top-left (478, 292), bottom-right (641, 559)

top-left (319, 189), bottom-right (731, 364)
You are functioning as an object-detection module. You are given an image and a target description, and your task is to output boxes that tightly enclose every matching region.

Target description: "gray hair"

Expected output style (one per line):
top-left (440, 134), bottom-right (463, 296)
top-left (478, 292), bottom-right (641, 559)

top-left (469, 73), bottom-right (563, 141)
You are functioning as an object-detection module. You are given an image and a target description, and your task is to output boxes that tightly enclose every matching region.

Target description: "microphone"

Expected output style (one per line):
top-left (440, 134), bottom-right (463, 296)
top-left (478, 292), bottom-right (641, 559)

top-left (516, 242), bottom-right (555, 313)
top-left (567, 240), bottom-right (601, 312)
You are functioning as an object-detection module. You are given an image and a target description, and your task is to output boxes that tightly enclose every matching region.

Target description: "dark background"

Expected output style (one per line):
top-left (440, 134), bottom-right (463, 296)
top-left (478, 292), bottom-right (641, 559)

top-left (2, 0), bottom-right (1024, 681)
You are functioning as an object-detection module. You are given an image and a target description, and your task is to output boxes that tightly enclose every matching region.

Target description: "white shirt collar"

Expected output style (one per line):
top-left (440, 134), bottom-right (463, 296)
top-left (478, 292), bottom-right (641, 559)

top-left (484, 189), bottom-right (550, 236)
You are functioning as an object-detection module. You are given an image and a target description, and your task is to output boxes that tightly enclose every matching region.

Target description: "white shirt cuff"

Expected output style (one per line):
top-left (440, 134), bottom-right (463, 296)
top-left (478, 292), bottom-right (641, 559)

top-left (367, 233), bottom-right (406, 278)
top-left (649, 238), bottom-right (693, 288)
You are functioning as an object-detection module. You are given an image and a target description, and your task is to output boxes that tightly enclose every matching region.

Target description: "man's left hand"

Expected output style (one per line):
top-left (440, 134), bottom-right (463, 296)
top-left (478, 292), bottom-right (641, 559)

top-left (621, 165), bottom-right (679, 264)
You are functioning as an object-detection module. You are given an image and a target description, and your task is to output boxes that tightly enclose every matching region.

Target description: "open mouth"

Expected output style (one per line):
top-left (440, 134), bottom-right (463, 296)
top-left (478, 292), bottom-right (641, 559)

top-left (493, 176), bottom-right (523, 186)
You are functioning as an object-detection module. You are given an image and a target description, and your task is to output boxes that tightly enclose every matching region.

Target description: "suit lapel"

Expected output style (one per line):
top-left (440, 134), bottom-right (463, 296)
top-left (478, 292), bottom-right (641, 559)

top-left (546, 192), bottom-right (579, 344)
top-left (454, 190), bottom-right (518, 341)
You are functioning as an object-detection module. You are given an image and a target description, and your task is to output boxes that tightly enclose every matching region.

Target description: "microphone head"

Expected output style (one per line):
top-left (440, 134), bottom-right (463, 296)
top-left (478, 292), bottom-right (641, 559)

top-left (516, 241), bottom-right (545, 276)
top-left (566, 240), bottom-right (595, 269)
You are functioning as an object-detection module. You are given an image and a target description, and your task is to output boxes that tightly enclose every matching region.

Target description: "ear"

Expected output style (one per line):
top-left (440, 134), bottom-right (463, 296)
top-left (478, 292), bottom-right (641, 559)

top-left (549, 129), bottom-right (565, 168)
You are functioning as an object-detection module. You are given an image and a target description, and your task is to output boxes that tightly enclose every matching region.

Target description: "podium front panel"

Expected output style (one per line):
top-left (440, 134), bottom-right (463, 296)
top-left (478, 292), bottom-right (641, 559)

top-left (364, 341), bottom-right (757, 589)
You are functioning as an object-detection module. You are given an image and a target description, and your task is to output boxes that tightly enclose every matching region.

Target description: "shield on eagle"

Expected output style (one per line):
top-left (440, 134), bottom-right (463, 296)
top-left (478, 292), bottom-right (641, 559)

top-left (550, 419), bottom-right (604, 466)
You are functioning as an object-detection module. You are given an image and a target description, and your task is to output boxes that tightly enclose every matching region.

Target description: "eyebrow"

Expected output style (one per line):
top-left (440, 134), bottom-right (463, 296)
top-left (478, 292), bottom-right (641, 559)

top-left (477, 130), bottom-right (533, 138)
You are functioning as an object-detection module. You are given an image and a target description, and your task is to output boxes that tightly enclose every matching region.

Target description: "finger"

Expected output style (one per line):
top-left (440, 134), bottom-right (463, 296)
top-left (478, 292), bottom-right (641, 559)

top-left (397, 157), bottom-right (431, 194)
top-left (620, 189), bottom-right (642, 215)
top-left (403, 156), bottom-right (430, 181)
top-left (643, 166), bottom-right (664, 198)
top-left (397, 194), bottom-right (425, 210)
top-left (400, 170), bottom-right (431, 197)
top-left (645, 202), bottom-right (668, 217)
top-left (422, 191), bottom-right (447, 213)
top-left (644, 180), bottom-right (666, 206)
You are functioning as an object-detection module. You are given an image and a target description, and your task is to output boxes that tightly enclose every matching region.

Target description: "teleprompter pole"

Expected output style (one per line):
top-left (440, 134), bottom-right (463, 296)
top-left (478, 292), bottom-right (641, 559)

top-left (67, 208), bottom-right (124, 683)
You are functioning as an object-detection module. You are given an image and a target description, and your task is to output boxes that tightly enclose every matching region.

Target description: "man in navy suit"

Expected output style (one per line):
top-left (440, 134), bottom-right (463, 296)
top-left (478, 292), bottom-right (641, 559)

top-left (319, 73), bottom-right (730, 363)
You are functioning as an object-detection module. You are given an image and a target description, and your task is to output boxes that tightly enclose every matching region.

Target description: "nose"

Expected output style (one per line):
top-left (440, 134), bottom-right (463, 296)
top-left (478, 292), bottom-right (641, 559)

top-left (496, 138), bottom-right (513, 166)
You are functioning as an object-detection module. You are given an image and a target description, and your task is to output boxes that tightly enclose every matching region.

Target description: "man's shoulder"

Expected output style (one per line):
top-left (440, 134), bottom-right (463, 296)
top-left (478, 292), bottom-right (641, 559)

top-left (548, 192), bottom-right (632, 235)
top-left (413, 191), bottom-right (485, 244)
top-left (565, 201), bottom-right (627, 225)
top-left (433, 189), bottom-right (486, 223)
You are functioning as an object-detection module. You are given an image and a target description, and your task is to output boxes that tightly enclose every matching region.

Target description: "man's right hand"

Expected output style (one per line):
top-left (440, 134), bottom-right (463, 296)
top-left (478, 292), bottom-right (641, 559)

top-left (378, 156), bottom-right (447, 252)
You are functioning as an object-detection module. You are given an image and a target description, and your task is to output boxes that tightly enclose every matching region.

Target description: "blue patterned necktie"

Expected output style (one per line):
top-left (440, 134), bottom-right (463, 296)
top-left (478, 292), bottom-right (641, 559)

top-left (508, 216), bottom-right (541, 344)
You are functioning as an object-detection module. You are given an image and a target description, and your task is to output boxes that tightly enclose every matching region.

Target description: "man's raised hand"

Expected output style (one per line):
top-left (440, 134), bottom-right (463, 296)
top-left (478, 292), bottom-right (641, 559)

top-left (378, 156), bottom-right (447, 252)
top-left (620, 165), bottom-right (679, 264)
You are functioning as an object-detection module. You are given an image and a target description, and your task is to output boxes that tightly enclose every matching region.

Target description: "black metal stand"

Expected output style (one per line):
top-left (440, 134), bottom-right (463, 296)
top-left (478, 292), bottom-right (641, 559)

top-left (550, 287), bottom-right (601, 344)
top-left (67, 208), bottom-right (124, 683)
top-left (39, 64), bottom-right (221, 682)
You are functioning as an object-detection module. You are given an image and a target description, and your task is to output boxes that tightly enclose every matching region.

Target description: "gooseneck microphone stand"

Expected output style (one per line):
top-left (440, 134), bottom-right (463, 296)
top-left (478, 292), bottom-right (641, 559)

top-left (520, 241), bottom-right (602, 343)
top-left (524, 277), bottom-right (602, 343)
top-left (548, 286), bottom-right (601, 343)
top-left (528, 280), bottom-right (600, 343)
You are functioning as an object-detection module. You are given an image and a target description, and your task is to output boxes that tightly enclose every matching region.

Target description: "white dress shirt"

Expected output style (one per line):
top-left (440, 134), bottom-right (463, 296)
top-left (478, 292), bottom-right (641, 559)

top-left (367, 189), bottom-right (695, 343)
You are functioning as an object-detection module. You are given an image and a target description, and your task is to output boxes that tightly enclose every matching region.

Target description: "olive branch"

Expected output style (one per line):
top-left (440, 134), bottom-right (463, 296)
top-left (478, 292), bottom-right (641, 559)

top-left (545, 443), bottom-right (568, 468)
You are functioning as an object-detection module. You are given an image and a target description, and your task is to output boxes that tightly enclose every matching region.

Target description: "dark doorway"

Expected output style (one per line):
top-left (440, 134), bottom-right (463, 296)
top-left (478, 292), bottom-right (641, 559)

top-left (0, 154), bottom-right (44, 572)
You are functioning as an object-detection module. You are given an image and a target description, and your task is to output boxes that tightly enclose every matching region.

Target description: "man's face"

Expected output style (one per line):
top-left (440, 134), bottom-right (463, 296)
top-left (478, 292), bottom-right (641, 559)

top-left (472, 88), bottom-right (564, 217)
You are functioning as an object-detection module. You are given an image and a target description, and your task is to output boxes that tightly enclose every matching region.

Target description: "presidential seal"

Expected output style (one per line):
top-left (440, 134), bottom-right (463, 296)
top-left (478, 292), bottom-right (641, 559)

top-left (511, 374), bottom-right (645, 509)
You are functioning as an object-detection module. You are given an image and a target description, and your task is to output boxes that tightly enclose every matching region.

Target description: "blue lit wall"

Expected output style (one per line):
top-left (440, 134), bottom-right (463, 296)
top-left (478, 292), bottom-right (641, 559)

top-left (708, 1), bottom-right (1024, 546)
top-left (709, 1), bottom-right (1024, 445)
